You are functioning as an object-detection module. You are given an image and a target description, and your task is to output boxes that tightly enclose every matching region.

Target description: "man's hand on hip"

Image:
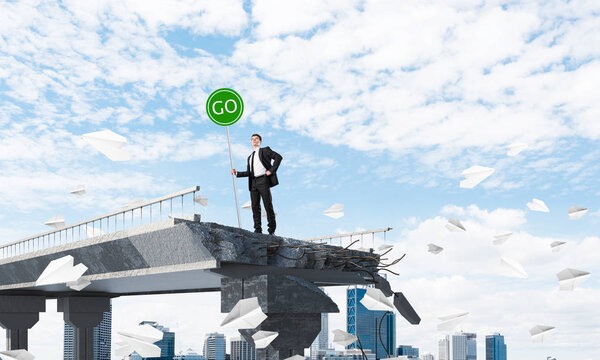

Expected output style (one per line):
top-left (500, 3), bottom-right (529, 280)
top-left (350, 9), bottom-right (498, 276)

top-left (231, 169), bottom-right (237, 175)
top-left (266, 170), bottom-right (272, 176)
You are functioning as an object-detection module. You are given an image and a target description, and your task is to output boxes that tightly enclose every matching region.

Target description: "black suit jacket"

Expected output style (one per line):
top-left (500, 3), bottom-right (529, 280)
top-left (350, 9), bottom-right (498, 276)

top-left (236, 147), bottom-right (283, 190)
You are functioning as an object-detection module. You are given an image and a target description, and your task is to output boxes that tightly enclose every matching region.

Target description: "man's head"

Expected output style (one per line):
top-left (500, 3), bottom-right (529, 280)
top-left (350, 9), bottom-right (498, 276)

top-left (251, 133), bottom-right (262, 148)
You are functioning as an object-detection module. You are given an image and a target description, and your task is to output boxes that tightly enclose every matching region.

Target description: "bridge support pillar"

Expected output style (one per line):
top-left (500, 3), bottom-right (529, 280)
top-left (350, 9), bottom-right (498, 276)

top-left (0, 295), bottom-right (46, 351)
top-left (222, 275), bottom-right (339, 360)
top-left (58, 297), bottom-right (110, 360)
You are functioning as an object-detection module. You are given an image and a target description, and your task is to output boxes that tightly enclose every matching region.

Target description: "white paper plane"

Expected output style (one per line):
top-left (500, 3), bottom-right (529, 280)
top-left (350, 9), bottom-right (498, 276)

top-left (428, 244), bottom-right (443, 254)
top-left (437, 312), bottom-right (469, 331)
top-left (252, 331), bottom-right (278, 349)
top-left (116, 324), bottom-right (164, 358)
top-left (194, 195), bottom-right (208, 207)
top-left (493, 232), bottom-right (513, 245)
top-left (261, 208), bottom-right (277, 219)
top-left (527, 198), bottom-right (549, 213)
top-left (82, 129), bottom-right (130, 161)
top-left (283, 355), bottom-right (305, 360)
top-left (567, 206), bottom-right (588, 220)
top-left (332, 329), bottom-right (357, 347)
top-left (0, 349), bottom-right (35, 360)
top-left (377, 244), bottom-right (394, 251)
top-left (44, 215), bottom-right (65, 230)
top-left (550, 241), bottom-right (566, 252)
top-left (66, 277), bottom-right (91, 291)
top-left (323, 204), bottom-right (344, 219)
top-left (445, 218), bottom-right (466, 232)
top-left (70, 185), bottom-right (86, 196)
top-left (118, 324), bottom-right (164, 344)
top-left (499, 257), bottom-right (528, 279)
top-left (35, 255), bottom-right (88, 286)
top-left (507, 142), bottom-right (528, 156)
top-left (360, 288), bottom-right (395, 312)
top-left (557, 268), bottom-right (591, 291)
top-left (242, 200), bottom-right (252, 209)
top-left (529, 325), bottom-right (555, 343)
top-left (459, 166), bottom-right (495, 189)
top-left (220, 297), bottom-right (267, 329)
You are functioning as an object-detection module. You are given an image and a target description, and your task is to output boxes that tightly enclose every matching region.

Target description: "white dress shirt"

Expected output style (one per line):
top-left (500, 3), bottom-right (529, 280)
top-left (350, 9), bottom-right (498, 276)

top-left (251, 147), bottom-right (267, 176)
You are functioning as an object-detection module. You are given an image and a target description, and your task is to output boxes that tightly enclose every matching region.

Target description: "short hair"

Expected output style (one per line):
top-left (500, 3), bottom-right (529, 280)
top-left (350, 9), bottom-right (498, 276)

top-left (251, 133), bottom-right (262, 141)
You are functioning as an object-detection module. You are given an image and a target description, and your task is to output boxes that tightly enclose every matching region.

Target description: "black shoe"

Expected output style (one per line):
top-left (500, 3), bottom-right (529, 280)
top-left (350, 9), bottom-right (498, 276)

top-left (254, 229), bottom-right (262, 234)
top-left (268, 230), bottom-right (275, 235)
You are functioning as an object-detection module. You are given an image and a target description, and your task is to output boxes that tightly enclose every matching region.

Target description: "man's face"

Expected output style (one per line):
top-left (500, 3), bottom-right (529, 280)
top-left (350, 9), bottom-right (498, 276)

top-left (251, 136), bottom-right (261, 147)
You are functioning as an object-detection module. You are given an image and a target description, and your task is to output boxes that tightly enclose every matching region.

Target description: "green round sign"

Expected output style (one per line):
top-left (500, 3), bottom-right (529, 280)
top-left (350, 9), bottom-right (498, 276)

top-left (206, 88), bottom-right (244, 126)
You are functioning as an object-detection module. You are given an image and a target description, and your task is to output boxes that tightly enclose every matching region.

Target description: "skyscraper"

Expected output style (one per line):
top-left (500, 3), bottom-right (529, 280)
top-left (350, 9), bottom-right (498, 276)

top-left (311, 313), bottom-right (329, 360)
top-left (439, 332), bottom-right (475, 360)
top-left (64, 303), bottom-right (111, 360)
top-left (464, 333), bottom-right (476, 360)
top-left (174, 349), bottom-right (206, 360)
top-left (129, 321), bottom-right (175, 360)
top-left (204, 333), bottom-right (226, 360)
top-left (347, 286), bottom-right (396, 360)
top-left (231, 336), bottom-right (256, 360)
top-left (422, 354), bottom-right (435, 360)
top-left (485, 333), bottom-right (506, 360)
top-left (396, 345), bottom-right (419, 358)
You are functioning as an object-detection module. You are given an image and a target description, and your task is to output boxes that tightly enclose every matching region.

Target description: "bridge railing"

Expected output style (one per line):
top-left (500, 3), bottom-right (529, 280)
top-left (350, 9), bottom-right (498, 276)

top-left (305, 227), bottom-right (393, 248)
top-left (0, 186), bottom-right (201, 260)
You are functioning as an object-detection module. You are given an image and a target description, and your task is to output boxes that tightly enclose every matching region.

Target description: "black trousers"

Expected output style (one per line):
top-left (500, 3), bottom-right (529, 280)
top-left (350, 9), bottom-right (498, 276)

top-left (250, 176), bottom-right (276, 233)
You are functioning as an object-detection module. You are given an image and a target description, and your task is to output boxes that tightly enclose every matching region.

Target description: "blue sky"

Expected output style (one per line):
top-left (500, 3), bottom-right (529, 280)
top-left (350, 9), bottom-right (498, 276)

top-left (1, 0), bottom-right (599, 359)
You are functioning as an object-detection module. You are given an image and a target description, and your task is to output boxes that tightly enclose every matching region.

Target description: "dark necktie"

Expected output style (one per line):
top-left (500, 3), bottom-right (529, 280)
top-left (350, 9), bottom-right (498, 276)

top-left (250, 151), bottom-right (255, 175)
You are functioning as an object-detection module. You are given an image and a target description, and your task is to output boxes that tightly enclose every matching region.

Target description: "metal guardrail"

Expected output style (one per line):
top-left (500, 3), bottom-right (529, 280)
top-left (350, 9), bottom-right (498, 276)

top-left (305, 227), bottom-right (393, 248)
top-left (0, 186), bottom-right (200, 260)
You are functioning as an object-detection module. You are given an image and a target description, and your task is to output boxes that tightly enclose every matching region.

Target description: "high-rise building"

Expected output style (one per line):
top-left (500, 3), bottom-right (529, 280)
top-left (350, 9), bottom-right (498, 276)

top-left (347, 286), bottom-right (396, 360)
top-left (485, 333), bottom-right (506, 360)
top-left (439, 332), bottom-right (475, 360)
top-left (204, 333), bottom-right (226, 360)
top-left (64, 303), bottom-right (111, 360)
top-left (174, 349), bottom-right (206, 360)
top-left (464, 333), bottom-right (476, 360)
top-left (129, 321), bottom-right (175, 360)
top-left (396, 345), bottom-right (419, 358)
top-left (422, 354), bottom-right (435, 360)
top-left (311, 313), bottom-right (329, 360)
top-left (231, 336), bottom-right (256, 360)
top-left (323, 349), bottom-right (376, 360)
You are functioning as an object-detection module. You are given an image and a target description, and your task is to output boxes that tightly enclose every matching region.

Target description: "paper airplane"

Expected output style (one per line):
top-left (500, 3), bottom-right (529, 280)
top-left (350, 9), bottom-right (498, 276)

top-left (242, 200), bottom-right (251, 209)
top-left (550, 241), bottom-right (566, 252)
top-left (35, 255), bottom-right (88, 286)
top-left (377, 244), bottom-right (393, 251)
top-left (261, 208), bottom-right (277, 219)
top-left (459, 166), bottom-right (495, 189)
top-left (527, 198), bottom-right (549, 213)
top-left (437, 312), bottom-right (469, 331)
top-left (220, 297), bottom-right (267, 329)
top-left (529, 325), bottom-right (555, 343)
top-left (428, 244), bottom-right (443, 254)
top-left (323, 204), bottom-right (344, 219)
top-left (194, 195), bottom-right (208, 207)
top-left (70, 185), bottom-right (86, 196)
top-left (0, 350), bottom-right (35, 360)
top-left (82, 129), bottom-right (130, 161)
top-left (445, 218), bottom-right (466, 232)
top-left (44, 215), bottom-right (65, 230)
top-left (283, 355), bottom-right (305, 360)
top-left (507, 142), bottom-right (528, 156)
top-left (122, 198), bottom-right (144, 209)
top-left (493, 232), bottom-right (512, 245)
top-left (360, 288), bottom-right (395, 312)
top-left (66, 277), bottom-right (91, 291)
top-left (252, 331), bottom-right (278, 349)
top-left (116, 324), bottom-right (164, 358)
top-left (557, 268), bottom-right (591, 291)
top-left (567, 206), bottom-right (588, 220)
top-left (357, 247), bottom-right (371, 252)
top-left (499, 257), bottom-right (528, 279)
top-left (332, 329), bottom-right (357, 347)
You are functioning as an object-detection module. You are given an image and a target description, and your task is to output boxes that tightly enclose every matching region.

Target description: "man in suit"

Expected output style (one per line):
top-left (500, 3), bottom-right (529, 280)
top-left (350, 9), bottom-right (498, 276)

top-left (231, 134), bottom-right (283, 235)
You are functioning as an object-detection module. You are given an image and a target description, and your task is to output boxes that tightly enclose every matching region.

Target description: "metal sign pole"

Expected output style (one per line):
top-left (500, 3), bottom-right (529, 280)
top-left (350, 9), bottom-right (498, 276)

top-left (226, 126), bottom-right (242, 228)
